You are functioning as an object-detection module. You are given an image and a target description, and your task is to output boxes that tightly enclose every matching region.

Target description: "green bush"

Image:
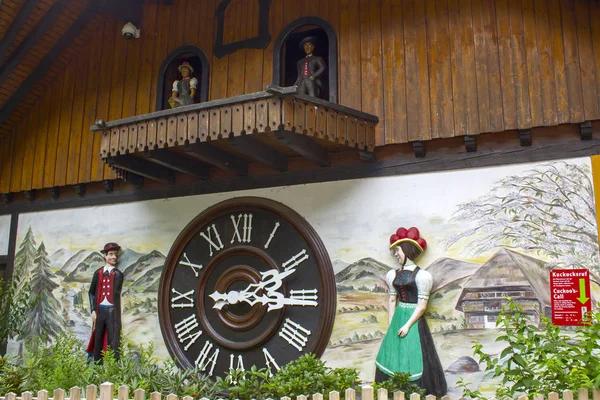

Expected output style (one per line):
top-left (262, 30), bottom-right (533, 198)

top-left (459, 298), bottom-right (600, 399)
top-left (372, 372), bottom-right (425, 397)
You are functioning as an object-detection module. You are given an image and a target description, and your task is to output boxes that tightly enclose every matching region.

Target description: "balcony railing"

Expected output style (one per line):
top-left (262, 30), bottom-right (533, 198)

top-left (92, 86), bottom-right (378, 186)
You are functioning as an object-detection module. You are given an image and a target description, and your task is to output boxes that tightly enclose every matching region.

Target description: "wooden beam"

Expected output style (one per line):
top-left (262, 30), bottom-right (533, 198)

top-left (184, 143), bottom-right (248, 175)
top-left (229, 135), bottom-right (288, 172)
top-left (0, 1), bottom-right (67, 86)
top-left (275, 130), bottom-right (330, 167)
top-left (0, 0), bottom-right (40, 62)
top-left (0, 6), bottom-right (95, 128)
top-left (142, 149), bottom-right (210, 179)
top-left (108, 155), bottom-right (175, 184)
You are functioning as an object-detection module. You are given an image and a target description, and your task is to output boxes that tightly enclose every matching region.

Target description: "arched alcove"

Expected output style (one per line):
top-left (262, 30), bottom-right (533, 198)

top-left (273, 17), bottom-right (338, 103)
top-left (156, 45), bottom-right (210, 111)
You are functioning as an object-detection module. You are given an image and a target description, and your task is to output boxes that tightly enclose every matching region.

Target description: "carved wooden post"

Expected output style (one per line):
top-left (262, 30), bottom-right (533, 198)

top-left (345, 389), bottom-right (356, 400)
top-left (563, 390), bottom-right (574, 400)
top-left (182, 396), bottom-right (193, 400)
top-left (85, 385), bottom-right (97, 400)
top-left (54, 388), bottom-right (66, 400)
top-left (579, 388), bottom-right (590, 400)
top-left (69, 387), bottom-right (82, 400)
top-left (150, 392), bottom-right (161, 400)
top-left (37, 390), bottom-right (49, 400)
top-left (425, 395), bottom-right (436, 400)
top-left (281, 396), bottom-right (291, 400)
top-left (99, 383), bottom-right (114, 400)
top-left (593, 389), bottom-right (600, 400)
top-left (5, 393), bottom-right (16, 400)
top-left (297, 395), bottom-right (308, 400)
top-left (21, 391), bottom-right (33, 400)
top-left (328, 391), bottom-right (339, 400)
top-left (409, 393), bottom-right (420, 400)
top-left (312, 393), bottom-right (323, 400)
top-left (549, 392), bottom-right (560, 400)
top-left (134, 389), bottom-right (145, 400)
top-left (166, 394), bottom-right (177, 400)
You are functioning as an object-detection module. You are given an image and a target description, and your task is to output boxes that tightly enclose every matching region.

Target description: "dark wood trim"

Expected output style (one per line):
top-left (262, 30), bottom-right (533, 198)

top-left (142, 149), bottom-right (211, 179)
top-left (0, 0), bottom-right (40, 63)
top-left (275, 130), bottom-right (330, 166)
top-left (0, 193), bottom-right (12, 205)
top-left (229, 135), bottom-right (288, 171)
top-left (0, 6), bottom-right (95, 128)
top-left (0, 1), bottom-right (67, 86)
top-left (0, 256), bottom-right (7, 265)
top-left (2, 136), bottom-right (600, 215)
top-left (272, 16), bottom-right (338, 103)
top-left (359, 150), bottom-right (376, 162)
top-left (184, 142), bottom-right (248, 175)
top-left (103, 180), bottom-right (115, 193)
top-left (213, 0), bottom-right (272, 58)
top-left (108, 155), bottom-right (176, 184)
top-left (0, 213), bottom-right (18, 355)
top-left (155, 45), bottom-right (210, 111)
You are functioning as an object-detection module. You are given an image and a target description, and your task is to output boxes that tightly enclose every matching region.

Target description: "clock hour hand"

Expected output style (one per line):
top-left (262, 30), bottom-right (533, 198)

top-left (209, 267), bottom-right (318, 310)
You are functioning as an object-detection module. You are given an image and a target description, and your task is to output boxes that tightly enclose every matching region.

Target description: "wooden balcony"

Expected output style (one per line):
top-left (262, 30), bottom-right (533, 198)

top-left (92, 86), bottom-right (378, 186)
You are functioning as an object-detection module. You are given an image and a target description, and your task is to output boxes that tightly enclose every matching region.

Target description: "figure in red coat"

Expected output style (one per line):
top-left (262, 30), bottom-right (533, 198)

top-left (87, 242), bottom-right (124, 362)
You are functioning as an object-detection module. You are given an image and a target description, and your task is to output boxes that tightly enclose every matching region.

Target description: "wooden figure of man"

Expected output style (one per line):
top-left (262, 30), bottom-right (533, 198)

top-left (87, 242), bottom-right (123, 361)
top-left (294, 36), bottom-right (326, 99)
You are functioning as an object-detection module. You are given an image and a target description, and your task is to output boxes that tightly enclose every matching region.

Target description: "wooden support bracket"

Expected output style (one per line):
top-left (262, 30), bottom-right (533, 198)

top-left (0, 193), bottom-right (13, 205)
top-left (108, 155), bottom-right (175, 184)
top-left (24, 190), bottom-right (36, 202)
top-left (184, 143), bottom-right (248, 175)
top-left (519, 129), bottom-right (532, 146)
top-left (359, 150), bottom-right (376, 162)
top-left (580, 121), bottom-right (593, 140)
top-left (229, 135), bottom-right (288, 172)
top-left (412, 141), bottom-right (426, 158)
top-left (74, 183), bottom-right (86, 197)
top-left (464, 135), bottom-right (477, 152)
top-left (48, 187), bottom-right (60, 200)
top-left (275, 130), bottom-right (330, 167)
top-left (103, 180), bottom-right (115, 193)
top-left (143, 149), bottom-right (210, 179)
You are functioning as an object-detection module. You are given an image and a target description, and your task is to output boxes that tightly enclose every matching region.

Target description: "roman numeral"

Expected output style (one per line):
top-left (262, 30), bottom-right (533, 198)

top-left (230, 213), bottom-right (253, 243)
top-left (199, 224), bottom-right (224, 257)
top-left (174, 314), bottom-right (202, 351)
top-left (263, 348), bottom-right (280, 376)
top-left (279, 318), bottom-right (311, 351)
top-left (195, 341), bottom-right (220, 376)
top-left (228, 354), bottom-right (246, 384)
top-left (264, 222), bottom-right (280, 249)
top-left (282, 249), bottom-right (309, 271)
top-left (171, 288), bottom-right (195, 309)
top-left (178, 253), bottom-right (203, 277)
top-left (290, 288), bottom-right (318, 304)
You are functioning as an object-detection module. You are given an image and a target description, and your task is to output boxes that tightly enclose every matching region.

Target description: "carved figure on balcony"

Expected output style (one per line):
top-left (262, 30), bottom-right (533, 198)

top-left (374, 227), bottom-right (447, 396)
top-left (294, 36), bottom-right (326, 99)
top-left (169, 62), bottom-right (198, 108)
top-left (86, 242), bottom-right (124, 362)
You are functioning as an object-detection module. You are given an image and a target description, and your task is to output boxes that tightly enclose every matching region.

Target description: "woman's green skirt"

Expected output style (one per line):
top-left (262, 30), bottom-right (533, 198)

top-left (375, 302), bottom-right (423, 381)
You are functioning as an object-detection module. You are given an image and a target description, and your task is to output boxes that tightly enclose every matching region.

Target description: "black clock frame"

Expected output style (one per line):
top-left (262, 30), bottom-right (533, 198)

top-left (158, 197), bottom-right (336, 374)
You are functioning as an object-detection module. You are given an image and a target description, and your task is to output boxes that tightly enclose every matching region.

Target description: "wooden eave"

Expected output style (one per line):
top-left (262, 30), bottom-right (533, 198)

top-left (92, 86), bottom-right (378, 186)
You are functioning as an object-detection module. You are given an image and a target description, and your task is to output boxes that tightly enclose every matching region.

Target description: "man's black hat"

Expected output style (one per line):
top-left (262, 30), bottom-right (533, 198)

top-left (101, 242), bottom-right (121, 254)
top-left (299, 36), bottom-right (318, 49)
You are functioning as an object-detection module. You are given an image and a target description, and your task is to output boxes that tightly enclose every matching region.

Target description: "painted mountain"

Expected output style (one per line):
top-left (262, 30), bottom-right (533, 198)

top-left (332, 259), bottom-right (350, 275)
top-left (64, 251), bottom-right (105, 282)
top-left (335, 257), bottom-right (391, 289)
top-left (117, 248), bottom-right (144, 273)
top-left (124, 250), bottom-right (166, 291)
top-left (49, 248), bottom-right (77, 270)
top-left (56, 249), bottom-right (89, 276)
top-left (425, 257), bottom-right (481, 292)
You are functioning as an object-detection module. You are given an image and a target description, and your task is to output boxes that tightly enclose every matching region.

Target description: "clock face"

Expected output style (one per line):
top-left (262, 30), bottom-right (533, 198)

top-left (158, 197), bottom-right (336, 378)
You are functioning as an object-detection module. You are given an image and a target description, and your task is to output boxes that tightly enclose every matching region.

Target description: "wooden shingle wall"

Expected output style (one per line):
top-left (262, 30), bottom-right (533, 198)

top-left (1, 0), bottom-right (600, 193)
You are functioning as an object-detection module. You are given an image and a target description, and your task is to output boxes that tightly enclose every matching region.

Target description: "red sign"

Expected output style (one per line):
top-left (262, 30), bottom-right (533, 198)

top-left (550, 269), bottom-right (592, 326)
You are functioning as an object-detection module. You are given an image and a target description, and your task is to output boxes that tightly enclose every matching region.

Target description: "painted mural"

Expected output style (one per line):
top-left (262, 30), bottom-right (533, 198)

top-left (7, 158), bottom-right (599, 397)
top-left (0, 215), bottom-right (9, 256)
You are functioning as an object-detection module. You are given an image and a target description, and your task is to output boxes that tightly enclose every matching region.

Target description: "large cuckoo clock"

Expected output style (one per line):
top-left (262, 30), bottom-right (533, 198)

top-left (158, 197), bottom-right (336, 379)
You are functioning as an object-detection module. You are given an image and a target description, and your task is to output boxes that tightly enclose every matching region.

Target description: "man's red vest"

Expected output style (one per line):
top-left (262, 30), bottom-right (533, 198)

top-left (96, 268), bottom-right (116, 308)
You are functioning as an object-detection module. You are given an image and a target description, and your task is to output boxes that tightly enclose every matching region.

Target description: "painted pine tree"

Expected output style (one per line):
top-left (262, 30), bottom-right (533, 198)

top-left (13, 226), bottom-right (37, 287)
top-left (18, 241), bottom-right (65, 344)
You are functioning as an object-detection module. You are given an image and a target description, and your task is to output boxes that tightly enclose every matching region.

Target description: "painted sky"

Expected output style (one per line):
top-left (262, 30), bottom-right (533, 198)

top-left (0, 214), bottom-right (9, 255)
top-left (14, 157), bottom-right (592, 268)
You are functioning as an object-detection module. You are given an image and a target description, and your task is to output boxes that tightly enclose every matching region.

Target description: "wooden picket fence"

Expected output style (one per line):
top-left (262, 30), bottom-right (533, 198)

top-left (1, 383), bottom-right (600, 400)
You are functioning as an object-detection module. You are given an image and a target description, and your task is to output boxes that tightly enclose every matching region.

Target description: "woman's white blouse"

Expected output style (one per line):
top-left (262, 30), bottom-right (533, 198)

top-left (385, 261), bottom-right (433, 301)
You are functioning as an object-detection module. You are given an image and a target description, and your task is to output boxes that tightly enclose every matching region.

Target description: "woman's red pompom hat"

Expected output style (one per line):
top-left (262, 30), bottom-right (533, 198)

top-left (389, 226), bottom-right (427, 252)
